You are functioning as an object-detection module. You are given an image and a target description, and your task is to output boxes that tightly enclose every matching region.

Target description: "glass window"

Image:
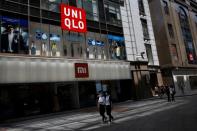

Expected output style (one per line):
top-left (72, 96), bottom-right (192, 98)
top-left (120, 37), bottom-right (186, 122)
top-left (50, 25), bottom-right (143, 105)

top-left (85, 32), bottom-right (108, 60)
top-left (100, 34), bottom-right (108, 60)
top-left (171, 44), bottom-right (178, 61)
top-left (63, 31), bottom-right (85, 58)
top-left (167, 23), bottom-right (174, 38)
top-left (40, 23), bottom-right (50, 56)
top-left (108, 34), bottom-right (126, 60)
top-left (49, 25), bottom-right (63, 57)
top-left (162, 0), bottom-right (169, 15)
top-left (104, 2), bottom-right (122, 26)
top-left (145, 44), bottom-right (154, 65)
top-left (138, 0), bottom-right (145, 16)
top-left (30, 22), bottom-right (64, 57)
top-left (81, 0), bottom-right (99, 21)
top-left (41, 0), bottom-right (66, 12)
top-left (77, 0), bottom-right (83, 8)
top-left (0, 16), bottom-right (29, 54)
top-left (179, 7), bottom-right (197, 64)
top-left (86, 32), bottom-right (96, 59)
top-left (141, 19), bottom-right (150, 40)
top-left (29, 22), bottom-right (42, 56)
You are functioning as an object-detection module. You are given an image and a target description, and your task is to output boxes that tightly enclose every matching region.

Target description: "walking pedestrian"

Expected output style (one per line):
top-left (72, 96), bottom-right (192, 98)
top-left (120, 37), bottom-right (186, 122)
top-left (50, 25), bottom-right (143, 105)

top-left (97, 92), bottom-right (107, 123)
top-left (154, 85), bottom-right (159, 96)
top-left (170, 85), bottom-right (176, 101)
top-left (165, 85), bottom-right (171, 102)
top-left (105, 91), bottom-right (114, 123)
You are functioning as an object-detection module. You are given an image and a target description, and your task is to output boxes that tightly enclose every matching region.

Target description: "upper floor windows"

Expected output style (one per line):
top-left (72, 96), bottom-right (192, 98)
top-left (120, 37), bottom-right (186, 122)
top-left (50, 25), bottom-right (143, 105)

top-left (178, 7), bottom-right (197, 64)
top-left (81, 0), bottom-right (99, 21)
top-left (141, 19), bottom-right (150, 40)
top-left (167, 24), bottom-right (174, 38)
top-left (162, 0), bottom-right (169, 15)
top-left (138, 0), bottom-right (145, 16)
top-left (41, 0), bottom-right (69, 13)
top-left (104, 2), bottom-right (122, 26)
top-left (145, 44), bottom-right (154, 65)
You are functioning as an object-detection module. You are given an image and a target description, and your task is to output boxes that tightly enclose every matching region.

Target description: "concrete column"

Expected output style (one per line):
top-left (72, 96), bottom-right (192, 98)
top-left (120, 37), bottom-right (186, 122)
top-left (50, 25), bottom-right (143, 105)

top-left (71, 82), bottom-right (80, 109)
top-left (53, 85), bottom-right (60, 112)
top-left (157, 71), bottom-right (164, 86)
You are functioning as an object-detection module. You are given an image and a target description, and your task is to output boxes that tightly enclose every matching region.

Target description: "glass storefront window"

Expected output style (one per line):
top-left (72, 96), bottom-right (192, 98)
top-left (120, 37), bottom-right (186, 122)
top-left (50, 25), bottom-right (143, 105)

top-left (0, 16), bottom-right (29, 54)
top-left (86, 32), bottom-right (96, 59)
top-left (145, 44), bottom-right (154, 65)
top-left (40, 23), bottom-right (50, 56)
top-left (108, 34), bottom-right (126, 60)
top-left (30, 22), bottom-right (42, 56)
top-left (86, 32), bottom-right (108, 60)
top-left (63, 31), bottom-right (85, 58)
top-left (100, 34), bottom-right (108, 60)
top-left (50, 25), bottom-right (63, 57)
top-left (30, 22), bottom-right (63, 57)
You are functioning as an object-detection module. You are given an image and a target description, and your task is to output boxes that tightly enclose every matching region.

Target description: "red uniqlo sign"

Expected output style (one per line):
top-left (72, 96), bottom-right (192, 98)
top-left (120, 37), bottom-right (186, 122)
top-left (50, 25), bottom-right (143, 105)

top-left (75, 63), bottom-right (89, 78)
top-left (61, 4), bottom-right (87, 33)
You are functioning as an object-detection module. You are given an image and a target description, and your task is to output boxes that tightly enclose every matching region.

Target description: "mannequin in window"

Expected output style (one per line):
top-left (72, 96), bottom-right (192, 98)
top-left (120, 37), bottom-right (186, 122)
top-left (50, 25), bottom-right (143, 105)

top-left (1, 25), bottom-right (19, 53)
top-left (15, 26), bottom-right (27, 53)
top-left (41, 42), bottom-right (47, 56)
top-left (21, 28), bottom-right (29, 54)
top-left (116, 42), bottom-right (121, 59)
top-left (86, 47), bottom-right (89, 58)
top-left (31, 40), bottom-right (36, 55)
top-left (51, 42), bottom-right (57, 56)
top-left (111, 40), bottom-right (116, 59)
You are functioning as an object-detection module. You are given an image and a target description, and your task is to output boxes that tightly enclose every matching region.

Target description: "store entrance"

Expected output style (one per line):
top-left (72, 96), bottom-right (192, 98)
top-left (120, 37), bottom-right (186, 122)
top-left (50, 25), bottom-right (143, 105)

top-left (56, 83), bottom-right (78, 111)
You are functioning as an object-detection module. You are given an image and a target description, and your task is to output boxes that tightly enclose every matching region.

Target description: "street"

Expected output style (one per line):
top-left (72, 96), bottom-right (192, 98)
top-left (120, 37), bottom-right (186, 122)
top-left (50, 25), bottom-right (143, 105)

top-left (92, 95), bottom-right (197, 131)
top-left (0, 95), bottom-right (197, 131)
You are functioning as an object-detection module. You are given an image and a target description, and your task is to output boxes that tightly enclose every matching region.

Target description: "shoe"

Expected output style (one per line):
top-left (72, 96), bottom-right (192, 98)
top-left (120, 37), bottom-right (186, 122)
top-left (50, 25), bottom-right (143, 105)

top-left (104, 117), bottom-right (107, 122)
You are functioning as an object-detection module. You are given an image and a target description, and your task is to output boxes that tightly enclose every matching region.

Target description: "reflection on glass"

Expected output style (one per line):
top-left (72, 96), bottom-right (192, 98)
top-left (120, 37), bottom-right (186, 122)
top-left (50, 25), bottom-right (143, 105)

top-left (104, 2), bottom-right (122, 25)
top-left (108, 35), bottom-right (126, 60)
top-left (50, 34), bottom-right (60, 41)
top-left (41, 0), bottom-right (64, 12)
top-left (179, 7), bottom-right (197, 64)
top-left (81, 0), bottom-right (99, 21)
top-left (41, 42), bottom-right (48, 56)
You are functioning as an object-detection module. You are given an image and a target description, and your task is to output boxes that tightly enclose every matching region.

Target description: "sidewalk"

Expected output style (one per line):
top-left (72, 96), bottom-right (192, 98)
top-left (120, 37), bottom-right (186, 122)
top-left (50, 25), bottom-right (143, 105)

top-left (2, 90), bottom-right (197, 125)
top-left (0, 99), bottom-right (164, 127)
top-left (0, 91), bottom-right (196, 131)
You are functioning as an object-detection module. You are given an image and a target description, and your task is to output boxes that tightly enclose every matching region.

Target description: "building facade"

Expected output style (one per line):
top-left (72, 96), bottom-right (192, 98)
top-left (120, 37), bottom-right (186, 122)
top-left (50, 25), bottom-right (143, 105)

top-left (0, 0), bottom-right (132, 120)
top-left (120, 0), bottom-right (163, 99)
top-left (149, 0), bottom-right (197, 95)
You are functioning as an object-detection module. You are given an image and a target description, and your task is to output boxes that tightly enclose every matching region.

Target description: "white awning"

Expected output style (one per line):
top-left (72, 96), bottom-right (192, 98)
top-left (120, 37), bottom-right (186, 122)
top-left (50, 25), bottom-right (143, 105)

top-left (0, 56), bottom-right (131, 83)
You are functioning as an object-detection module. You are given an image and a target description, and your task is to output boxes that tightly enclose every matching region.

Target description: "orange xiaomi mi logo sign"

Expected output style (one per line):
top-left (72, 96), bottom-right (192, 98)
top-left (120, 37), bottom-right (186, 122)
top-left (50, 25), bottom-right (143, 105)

top-left (75, 63), bottom-right (89, 78)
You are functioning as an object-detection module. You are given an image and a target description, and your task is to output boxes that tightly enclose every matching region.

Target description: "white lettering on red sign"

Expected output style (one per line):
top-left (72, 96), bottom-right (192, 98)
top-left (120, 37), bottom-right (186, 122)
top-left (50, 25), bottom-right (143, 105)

top-left (77, 67), bottom-right (87, 74)
top-left (61, 4), bottom-right (87, 33)
top-left (75, 63), bottom-right (89, 78)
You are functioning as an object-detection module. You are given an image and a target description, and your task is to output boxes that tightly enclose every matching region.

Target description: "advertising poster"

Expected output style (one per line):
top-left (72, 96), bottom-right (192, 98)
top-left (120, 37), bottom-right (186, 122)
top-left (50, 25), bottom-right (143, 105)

top-left (0, 16), bottom-right (29, 54)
